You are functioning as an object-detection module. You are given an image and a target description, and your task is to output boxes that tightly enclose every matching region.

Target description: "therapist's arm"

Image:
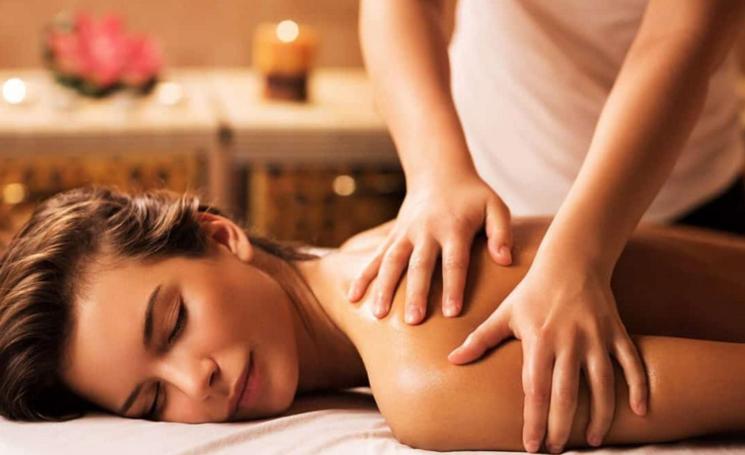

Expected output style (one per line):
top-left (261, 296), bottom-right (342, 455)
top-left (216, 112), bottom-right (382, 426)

top-left (352, 0), bottom-right (513, 322)
top-left (449, 1), bottom-right (745, 452)
top-left (539, 0), bottom-right (744, 277)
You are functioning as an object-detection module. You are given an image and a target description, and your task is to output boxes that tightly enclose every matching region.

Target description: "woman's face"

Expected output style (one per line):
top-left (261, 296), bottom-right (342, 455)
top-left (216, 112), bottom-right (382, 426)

top-left (62, 220), bottom-right (300, 423)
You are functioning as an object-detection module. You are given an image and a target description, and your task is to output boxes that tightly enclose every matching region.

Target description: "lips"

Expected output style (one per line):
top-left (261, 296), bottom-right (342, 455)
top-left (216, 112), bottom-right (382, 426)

top-left (229, 356), bottom-right (251, 420)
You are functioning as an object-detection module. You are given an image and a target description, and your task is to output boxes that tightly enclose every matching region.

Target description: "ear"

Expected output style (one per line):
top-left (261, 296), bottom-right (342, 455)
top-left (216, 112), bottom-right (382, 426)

top-left (197, 211), bottom-right (253, 262)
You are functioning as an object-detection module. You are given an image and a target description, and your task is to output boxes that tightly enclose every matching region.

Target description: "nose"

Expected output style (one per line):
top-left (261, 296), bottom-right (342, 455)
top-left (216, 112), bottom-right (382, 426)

top-left (160, 354), bottom-right (219, 400)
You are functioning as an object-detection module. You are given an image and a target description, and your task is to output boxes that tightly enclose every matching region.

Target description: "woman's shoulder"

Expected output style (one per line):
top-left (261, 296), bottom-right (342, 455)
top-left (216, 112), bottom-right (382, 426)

top-left (339, 217), bottom-right (549, 356)
top-left (337, 220), bottom-right (553, 448)
top-left (337, 219), bottom-right (396, 253)
top-left (343, 255), bottom-right (528, 450)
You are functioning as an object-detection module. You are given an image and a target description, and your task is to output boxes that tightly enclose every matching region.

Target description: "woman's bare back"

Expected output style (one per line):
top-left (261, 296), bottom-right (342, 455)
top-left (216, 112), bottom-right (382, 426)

top-left (327, 218), bottom-right (745, 450)
top-left (338, 218), bottom-right (745, 346)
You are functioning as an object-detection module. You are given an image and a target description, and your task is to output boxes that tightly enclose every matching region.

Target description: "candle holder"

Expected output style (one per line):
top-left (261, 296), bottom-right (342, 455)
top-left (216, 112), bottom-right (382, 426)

top-left (253, 20), bottom-right (318, 102)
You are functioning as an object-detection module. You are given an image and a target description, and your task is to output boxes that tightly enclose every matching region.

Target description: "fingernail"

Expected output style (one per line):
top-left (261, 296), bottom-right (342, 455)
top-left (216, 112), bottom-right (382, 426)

top-left (547, 444), bottom-right (562, 454)
top-left (588, 434), bottom-right (602, 447)
top-left (347, 284), bottom-right (358, 301)
top-left (635, 400), bottom-right (647, 416)
top-left (405, 306), bottom-right (420, 324)
top-left (373, 296), bottom-right (385, 318)
top-left (525, 440), bottom-right (540, 453)
top-left (498, 245), bottom-right (511, 263)
top-left (444, 298), bottom-right (459, 317)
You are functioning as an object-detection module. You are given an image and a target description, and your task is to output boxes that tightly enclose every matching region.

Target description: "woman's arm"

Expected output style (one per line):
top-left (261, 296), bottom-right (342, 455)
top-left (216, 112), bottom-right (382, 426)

top-left (538, 0), bottom-right (745, 276)
top-left (382, 336), bottom-right (745, 452)
top-left (359, 0), bottom-right (471, 181)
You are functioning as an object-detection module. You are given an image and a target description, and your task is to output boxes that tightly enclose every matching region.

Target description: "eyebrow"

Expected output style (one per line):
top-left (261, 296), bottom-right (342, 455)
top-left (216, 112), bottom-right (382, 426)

top-left (118, 283), bottom-right (162, 416)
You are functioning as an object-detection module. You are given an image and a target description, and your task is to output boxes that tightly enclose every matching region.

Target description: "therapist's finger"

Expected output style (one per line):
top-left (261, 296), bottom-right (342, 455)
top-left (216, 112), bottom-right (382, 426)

top-left (448, 306), bottom-right (512, 364)
top-left (614, 335), bottom-right (648, 416)
top-left (522, 338), bottom-right (554, 453)
top-left (372, 239), bottom-right (413, 318)
top-left (545, 347), bottom-right (580, 454)
top-left (441, 236), bottom-right (474, 317)
top-left (404, 237), bottom-right (438, 324)
top-left (584, 349), bottom-right (616, 448)
top-left (485, 198), bottom-right (513, 266)
top-left (347, 234), bottom-right (394, 302)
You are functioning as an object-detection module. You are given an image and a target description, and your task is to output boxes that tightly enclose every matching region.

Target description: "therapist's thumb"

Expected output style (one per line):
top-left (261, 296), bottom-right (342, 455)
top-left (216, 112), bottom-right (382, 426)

top-left (485, 197), bottom-right (512, 266)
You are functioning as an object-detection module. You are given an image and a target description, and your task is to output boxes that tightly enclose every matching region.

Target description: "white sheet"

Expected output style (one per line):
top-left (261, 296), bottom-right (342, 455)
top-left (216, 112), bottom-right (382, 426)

top-left (1, 389), bottom-right (743, 454)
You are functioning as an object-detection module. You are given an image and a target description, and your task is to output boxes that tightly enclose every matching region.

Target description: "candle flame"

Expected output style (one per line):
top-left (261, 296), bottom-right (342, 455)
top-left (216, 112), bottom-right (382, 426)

top-left (3, 183), bottom-right (27, 204)
top-left (2, 78), bottom-right (27, 105)
top-left (276, 20), bottom-right (300, 43)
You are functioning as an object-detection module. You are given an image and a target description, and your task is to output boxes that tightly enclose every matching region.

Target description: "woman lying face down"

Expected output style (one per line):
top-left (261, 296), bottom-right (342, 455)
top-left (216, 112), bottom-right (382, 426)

top-left (63, 216), bottom-right (303, 423)
top-left (58, 204), bottom-right (368, 423)
top-left (2, 187), bottom-right (745, 453)
top-left (0, 187), bottom-right (365, 424)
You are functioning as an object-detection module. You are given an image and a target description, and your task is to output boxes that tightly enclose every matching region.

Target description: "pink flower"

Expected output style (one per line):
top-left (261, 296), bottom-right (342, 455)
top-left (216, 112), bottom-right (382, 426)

top-left (47, 31), bottom-right (84, 76)
top-left (46, 11), bottom-right (163, 91)
top-left (122, 35), bottom-right (163, 87)
top-left (74, 13), bottom-right (130, 88)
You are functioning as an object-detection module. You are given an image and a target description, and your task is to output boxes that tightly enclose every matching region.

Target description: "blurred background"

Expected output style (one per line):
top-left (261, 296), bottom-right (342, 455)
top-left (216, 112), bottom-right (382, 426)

top-left (0, 1), bottom-right (365, 68)
top-left (0, 1), bottom-right (742, 248)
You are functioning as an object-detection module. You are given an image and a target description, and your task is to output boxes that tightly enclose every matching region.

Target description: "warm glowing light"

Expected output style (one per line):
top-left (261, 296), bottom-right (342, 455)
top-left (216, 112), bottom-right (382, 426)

top-left (154, 81), bottom-right (185, 107)
top-left (332, 175), bottom-right (356, 197)
top-left (2, 78), bottom-right (27, 105)
top-left (3, 183), bottom-right (27, 204)
top-left (276, 20), bottom-right (300, 43)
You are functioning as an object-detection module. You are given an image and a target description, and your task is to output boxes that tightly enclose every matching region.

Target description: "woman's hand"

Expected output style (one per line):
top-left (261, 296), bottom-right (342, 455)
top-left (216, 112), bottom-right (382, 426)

top-left (448, 261), bottom-right (648, 453)
top-left (347, 171), bottom-right (513, 324)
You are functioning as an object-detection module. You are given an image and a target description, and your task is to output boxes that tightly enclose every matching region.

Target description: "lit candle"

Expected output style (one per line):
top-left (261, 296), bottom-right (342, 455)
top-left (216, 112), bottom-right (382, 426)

top-left (253, 20), bottom-right (318, 101)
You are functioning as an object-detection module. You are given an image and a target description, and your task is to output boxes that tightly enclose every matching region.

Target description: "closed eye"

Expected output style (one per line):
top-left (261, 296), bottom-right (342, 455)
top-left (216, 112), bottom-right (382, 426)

top-left (167, 296), bottom-right (187, 345)
top-left (148, 296), bottom-right (187, 420)
top-left (145, 383), bottom-right (160, 420)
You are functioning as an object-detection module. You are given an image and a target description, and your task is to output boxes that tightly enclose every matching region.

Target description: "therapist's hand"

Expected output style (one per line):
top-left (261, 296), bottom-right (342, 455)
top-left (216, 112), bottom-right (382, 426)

top-left (448, 260), bottom-right (648, 454)
top-left (347, 171), bottom-right (513, 323)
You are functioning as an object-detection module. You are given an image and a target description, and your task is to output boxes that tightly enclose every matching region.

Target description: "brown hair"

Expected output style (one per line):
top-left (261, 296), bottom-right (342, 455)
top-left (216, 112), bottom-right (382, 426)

top-left (0, 186), bottom-right (313, 421)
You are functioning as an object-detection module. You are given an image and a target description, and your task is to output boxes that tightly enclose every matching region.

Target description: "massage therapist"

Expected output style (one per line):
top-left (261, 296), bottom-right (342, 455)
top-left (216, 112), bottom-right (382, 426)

top-left (350, 1), bottom-right (745, 453)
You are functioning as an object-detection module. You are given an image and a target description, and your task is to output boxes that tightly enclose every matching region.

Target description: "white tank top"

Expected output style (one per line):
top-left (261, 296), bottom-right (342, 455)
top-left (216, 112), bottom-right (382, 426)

top-left (449, 0), bottom-right (744, 222)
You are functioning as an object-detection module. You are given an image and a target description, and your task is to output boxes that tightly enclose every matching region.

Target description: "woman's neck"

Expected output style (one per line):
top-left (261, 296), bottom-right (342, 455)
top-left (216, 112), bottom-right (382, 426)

top-left (252, 248), bottom-right (367, 393)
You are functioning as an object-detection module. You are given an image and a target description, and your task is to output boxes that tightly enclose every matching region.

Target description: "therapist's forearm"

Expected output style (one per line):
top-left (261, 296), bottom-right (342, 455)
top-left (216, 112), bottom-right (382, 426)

top-left (359, 0), bottom-right (475, 186)
top-left (537, 6), bottom-right (743, 276)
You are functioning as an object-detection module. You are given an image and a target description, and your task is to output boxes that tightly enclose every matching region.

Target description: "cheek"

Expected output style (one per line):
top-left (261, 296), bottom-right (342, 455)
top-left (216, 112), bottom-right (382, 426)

top-left (188, 264), bottom-right (300, 414)
top-left (230, 273), bottom-right (300, 414)
top-left (194, 265), bottom-right (290, 345)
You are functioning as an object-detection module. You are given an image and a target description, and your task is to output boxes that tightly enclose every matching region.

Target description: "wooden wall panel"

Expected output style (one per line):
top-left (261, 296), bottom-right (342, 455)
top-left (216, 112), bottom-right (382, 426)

top-left (0, 2), bottom-right (741, 71)
top-left (0, 0), bottom-right (362, 68)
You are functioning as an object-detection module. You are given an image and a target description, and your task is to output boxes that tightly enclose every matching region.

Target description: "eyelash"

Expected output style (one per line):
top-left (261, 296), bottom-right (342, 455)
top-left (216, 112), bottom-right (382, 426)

top-left (147, 297), bottom-right (188, 420)
top-left (146, 383), bottom-right (160, 420)
top-left (167, 297), bottom-right (187, 345)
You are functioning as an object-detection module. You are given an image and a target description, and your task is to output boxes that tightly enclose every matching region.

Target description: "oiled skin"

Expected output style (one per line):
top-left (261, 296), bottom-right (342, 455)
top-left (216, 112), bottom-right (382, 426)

top-left (329, 219), bottom-right (745, 451)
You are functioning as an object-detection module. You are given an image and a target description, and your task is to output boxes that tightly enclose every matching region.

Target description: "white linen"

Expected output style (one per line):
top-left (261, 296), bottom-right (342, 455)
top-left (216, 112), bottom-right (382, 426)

top-left (1, 388), bottom-right (743, 454)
